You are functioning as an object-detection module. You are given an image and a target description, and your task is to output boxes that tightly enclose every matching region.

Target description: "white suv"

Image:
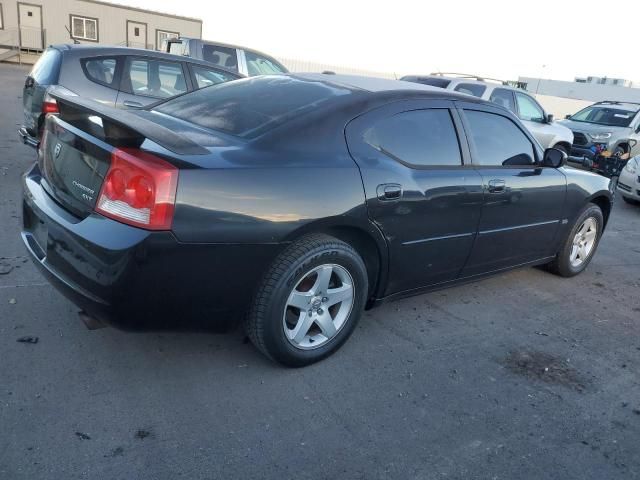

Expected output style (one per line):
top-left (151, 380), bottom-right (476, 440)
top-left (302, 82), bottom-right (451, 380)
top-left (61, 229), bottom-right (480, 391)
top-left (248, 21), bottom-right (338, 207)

top-left (401, 74), bottom-right (574, 153)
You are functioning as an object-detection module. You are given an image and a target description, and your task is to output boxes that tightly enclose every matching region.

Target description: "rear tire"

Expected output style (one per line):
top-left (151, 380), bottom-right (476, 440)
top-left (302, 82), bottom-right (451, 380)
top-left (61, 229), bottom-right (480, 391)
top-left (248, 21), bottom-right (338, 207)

top-left (548, 203), bottom-right (603, 277)
top-left (245, 234), bottom-right (368, 367)
top-left (553, 143), bottom-right (569, 156)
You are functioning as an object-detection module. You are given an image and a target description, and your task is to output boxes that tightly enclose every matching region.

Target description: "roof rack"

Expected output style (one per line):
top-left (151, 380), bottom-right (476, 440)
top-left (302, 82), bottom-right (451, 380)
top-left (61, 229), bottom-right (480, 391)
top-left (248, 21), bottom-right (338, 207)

top-left (429, 72), bottom-right (507, 85)
top-left (594, 100), bottom-right (640, 106)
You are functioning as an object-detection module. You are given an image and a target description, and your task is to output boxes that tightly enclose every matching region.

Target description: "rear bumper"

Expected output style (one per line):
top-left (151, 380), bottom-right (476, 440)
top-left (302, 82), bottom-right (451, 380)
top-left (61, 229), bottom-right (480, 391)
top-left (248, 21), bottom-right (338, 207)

top-left (18, 126), bottom-right (39, 149)
top-left (21, 164), bottom-right (281, 330)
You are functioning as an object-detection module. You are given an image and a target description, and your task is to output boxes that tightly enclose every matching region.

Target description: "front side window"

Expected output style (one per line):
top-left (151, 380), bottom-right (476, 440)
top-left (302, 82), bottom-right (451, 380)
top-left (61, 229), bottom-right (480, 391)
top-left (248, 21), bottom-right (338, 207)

top-left (71, 15), bottom-right (98, 41)
top-left (489, 88), bottom-right (515, 112)
top-left (202, 44), bottom-right (238, 72)
top-left (363, 109), bottom-right (462, 167)
top-left (454, 83), bottom-right (486, 97)
top-left (465, 110), bottom-right (535, 166)
top-left (123, 58), bottom-right (186, 99)
top-left (191, 65), bottom-right (238, 89)
top-left (244, 51), bottom-right (287, 76)
top-left (83, 57), bottom-right (116, 86)
top-left (515, 93), bottom-right (544, 122)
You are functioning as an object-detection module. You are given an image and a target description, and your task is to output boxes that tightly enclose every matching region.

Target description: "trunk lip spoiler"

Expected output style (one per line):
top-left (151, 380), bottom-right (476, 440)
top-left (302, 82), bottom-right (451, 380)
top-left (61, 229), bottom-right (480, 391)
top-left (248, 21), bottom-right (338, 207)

top-left (47, 86), bottom-right (209, 156)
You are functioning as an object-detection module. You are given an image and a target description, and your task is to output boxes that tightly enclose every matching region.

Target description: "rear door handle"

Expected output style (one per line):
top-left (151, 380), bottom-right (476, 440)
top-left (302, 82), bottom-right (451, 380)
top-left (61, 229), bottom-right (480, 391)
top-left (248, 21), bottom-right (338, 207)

top-left (377, 183), bottom-right (402, 201)
top-left (487, 179), bottom-right (506, 193)
top-left (123, 100), bottom-right (143, 109)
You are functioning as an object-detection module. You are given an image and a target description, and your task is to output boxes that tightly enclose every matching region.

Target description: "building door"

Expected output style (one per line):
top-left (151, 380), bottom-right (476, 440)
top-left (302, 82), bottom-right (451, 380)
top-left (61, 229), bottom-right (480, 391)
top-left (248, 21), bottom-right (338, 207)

top-left (18, 3), bottom-right (43, 49)
top-left (127, 21), bottom-right (147, 49)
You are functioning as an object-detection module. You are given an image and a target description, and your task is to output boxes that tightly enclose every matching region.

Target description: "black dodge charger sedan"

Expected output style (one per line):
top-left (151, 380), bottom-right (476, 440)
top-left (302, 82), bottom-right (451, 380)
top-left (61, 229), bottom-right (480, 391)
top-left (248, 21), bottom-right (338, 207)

top-left (22, 74), bottom-right (612, 366)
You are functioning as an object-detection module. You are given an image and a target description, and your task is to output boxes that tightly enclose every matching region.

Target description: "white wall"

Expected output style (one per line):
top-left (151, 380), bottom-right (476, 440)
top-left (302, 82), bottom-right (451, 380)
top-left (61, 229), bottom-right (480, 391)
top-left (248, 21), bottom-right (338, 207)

top-left (533, 94), bottom-right (591, 119)
top-left (0, 0), bottom-right (201, 49)
top-left (521, 76), bottom-right (640, 103)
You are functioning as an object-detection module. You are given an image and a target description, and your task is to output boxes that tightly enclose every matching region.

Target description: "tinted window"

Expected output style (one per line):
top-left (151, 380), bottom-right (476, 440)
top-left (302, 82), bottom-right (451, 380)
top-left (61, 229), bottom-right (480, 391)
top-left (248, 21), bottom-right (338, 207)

top-left (489, 88), bottom-right (516, 112)
top-left (363, 109), bottom-right (461, 167)
top-left (154, 76), bottom-right (351, 138)
top-left (245, 51), bottom-right (287, 76)
top-left (30, 48), bottom-right (61, 85)
top-left (83, 57), bottom-right (116, 86)
top-left (123, 58), bottom-right (187, 99)
top-left (465, 110), bottom-right (535, 166)
top-left (454, 83), bottom-right (486, 97)
top-left (202, 44), bottom-right (238, 72)
top-left (515, 92), bottom-right (544, 122)
top-left (191, 65), bottom-right (238, 89)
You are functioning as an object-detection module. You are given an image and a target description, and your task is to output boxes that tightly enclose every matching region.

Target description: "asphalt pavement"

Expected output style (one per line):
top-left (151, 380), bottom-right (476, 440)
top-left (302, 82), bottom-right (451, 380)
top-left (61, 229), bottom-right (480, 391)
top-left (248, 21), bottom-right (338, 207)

top-left (1, 62), bottom-right (639, 480)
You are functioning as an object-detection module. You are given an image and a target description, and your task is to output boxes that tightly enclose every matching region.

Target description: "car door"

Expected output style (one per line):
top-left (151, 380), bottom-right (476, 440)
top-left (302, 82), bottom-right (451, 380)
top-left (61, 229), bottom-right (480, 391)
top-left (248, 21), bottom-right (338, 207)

top-left (116, 56), bottom-right (191, 109)
top-left (346, 100), bottom-right (484, 295)
top-left (514, 92), bottom-right (554, 148)
top-left (457, 102), bottom-right (567, 277)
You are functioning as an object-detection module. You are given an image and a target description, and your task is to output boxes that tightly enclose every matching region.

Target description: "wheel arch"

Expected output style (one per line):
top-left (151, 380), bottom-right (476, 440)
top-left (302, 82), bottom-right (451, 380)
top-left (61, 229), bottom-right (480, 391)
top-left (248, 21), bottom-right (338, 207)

top-left (283, 220), bottom-right (389, 307)
top-left (589, 194), bottom-right (612, 227)
top-left (553, 140), bottom-right (572, 153)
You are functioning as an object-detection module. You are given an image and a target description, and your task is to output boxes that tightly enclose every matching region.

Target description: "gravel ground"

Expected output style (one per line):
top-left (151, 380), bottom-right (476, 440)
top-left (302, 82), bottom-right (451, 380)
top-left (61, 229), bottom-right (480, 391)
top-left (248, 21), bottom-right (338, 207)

top-left (1, 63), bottom-right (639, 480)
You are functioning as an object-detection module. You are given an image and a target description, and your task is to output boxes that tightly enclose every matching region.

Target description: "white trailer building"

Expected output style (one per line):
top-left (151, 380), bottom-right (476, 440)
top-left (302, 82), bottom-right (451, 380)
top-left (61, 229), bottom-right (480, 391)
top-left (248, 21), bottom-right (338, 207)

top-left (0, 0), bottom-right (201, 61)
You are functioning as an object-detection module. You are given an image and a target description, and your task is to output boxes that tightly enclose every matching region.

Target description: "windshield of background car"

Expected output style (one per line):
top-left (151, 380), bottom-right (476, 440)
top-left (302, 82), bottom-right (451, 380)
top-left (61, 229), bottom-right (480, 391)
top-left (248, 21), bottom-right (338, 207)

top-left (153, 75), bottom-right (352, 138)
top-left (245, 51), bottom-right (288, 75)
top-left (570, 106), bottom-right (637, 127)
top-left (29, 48), bottom-right (61, 85)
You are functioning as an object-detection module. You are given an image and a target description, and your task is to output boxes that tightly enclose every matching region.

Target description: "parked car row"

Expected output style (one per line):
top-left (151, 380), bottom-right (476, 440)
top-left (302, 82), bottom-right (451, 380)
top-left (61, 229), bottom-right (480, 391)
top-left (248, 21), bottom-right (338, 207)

top-left (20, 67), bottom-right (612, 366)
top-left (19, 44), bottom-right (243, 147)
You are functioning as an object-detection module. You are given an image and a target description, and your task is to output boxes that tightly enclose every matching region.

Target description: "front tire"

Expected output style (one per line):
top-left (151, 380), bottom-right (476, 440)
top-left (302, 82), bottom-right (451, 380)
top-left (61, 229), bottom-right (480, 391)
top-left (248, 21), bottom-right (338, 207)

top-left (548, 203), bottom-right (603, 277)
top-left (245, 234), bottom-right (368, 367)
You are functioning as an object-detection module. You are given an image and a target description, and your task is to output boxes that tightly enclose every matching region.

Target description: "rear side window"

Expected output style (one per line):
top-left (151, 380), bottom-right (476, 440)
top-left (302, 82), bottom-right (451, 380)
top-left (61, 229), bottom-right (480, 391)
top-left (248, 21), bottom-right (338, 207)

top-left (30, 48), bottom-right (62, 85)
top-left (168, 40), bottom-right (189, 56)
top-left (363, 109), bottom-right (461, 167)
top-left (122, 58), bottom-right (187, 99)
top-left (245, 51), bottom-right (287, 76)
top-left (191, 64), bottom-right (238, 89)
top-left (454, 83), bottom-right (486, 97)
top-left (202, 44), bottom-right (238, 72)
top-left (154, 76), bottom-right (351, 138)
top-left (464, 110), bottom-right (535, 166)
top-left (82, 57), bottom-right (117, 87)
top-left (489, 88), bottom-right (516, 112)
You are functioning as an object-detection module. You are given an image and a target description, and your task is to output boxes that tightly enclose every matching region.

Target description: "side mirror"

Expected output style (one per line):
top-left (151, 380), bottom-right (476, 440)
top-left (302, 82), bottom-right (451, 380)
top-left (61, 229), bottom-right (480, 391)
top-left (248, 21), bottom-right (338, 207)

top-left (546, 113), bottom-right (554, 123)
top-left (542, 147), bottom-right (567, 168)
top-left (565, 114), bottom-right (571, 119)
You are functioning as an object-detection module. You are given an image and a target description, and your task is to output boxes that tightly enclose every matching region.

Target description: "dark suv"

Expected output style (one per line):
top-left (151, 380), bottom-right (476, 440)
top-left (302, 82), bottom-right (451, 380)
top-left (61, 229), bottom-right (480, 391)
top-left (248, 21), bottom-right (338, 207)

top-left (19, 44), bottom-right (242, 147)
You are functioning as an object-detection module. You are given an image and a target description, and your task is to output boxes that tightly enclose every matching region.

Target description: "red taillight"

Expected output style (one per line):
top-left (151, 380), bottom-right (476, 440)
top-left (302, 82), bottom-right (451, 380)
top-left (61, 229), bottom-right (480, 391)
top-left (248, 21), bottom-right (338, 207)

top-left (96, 148), bottom-right (179, 230)
top-left (42, 93), bottom-right (59, 114)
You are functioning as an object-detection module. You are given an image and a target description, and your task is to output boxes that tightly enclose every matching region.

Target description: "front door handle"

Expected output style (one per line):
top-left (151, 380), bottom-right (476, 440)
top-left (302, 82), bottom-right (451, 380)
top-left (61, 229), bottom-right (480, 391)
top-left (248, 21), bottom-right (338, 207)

top-left (487, 179), bottom-right (506, 193)
top-left (377, 183), bottom-right (402, 201)
top-left (123, 100), bottom-right (143, 109)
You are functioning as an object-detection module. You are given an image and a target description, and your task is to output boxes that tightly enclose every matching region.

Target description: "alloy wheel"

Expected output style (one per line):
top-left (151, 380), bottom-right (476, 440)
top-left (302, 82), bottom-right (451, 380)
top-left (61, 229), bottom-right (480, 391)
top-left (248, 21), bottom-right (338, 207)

top-left (570, 217), bottom-right (597, 267)
top-left (282, 264), bottom-right (354, 350)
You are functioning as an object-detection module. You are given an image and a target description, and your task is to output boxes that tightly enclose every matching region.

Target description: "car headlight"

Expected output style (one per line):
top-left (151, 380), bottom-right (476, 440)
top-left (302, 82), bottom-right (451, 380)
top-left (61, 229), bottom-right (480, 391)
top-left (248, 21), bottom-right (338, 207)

top-left (589, 132), bottom-right (612, 140)
top-left (625, 157), bottom-right (638, 174)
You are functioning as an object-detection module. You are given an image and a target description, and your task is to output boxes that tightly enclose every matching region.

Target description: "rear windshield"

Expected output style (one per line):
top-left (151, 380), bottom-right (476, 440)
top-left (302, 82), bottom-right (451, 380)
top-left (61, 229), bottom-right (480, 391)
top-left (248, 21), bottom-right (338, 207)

top-left (30, 48), bottom-right (62, 85)
top-left (569, 106), bottom-right (637, 127)
top-left (154, 75), bottom-right (351, 138)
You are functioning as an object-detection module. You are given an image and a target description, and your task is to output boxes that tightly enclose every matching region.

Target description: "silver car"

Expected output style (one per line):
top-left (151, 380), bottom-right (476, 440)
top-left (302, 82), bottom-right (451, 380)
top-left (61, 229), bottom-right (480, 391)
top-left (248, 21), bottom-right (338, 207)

top-left (401, 74), bottom-right (574, 153)
top-left (20, 44), bottom-right (242, 147)
top-left (558, 101), bottom-right (640, 164)
top-left (617, 155), bottom-right (640, 205)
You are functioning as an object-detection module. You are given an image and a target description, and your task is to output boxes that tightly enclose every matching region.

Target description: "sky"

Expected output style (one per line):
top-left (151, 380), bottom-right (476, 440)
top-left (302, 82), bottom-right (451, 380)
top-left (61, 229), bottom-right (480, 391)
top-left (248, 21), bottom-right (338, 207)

top-left (118, 0), bottom-right (636, 82)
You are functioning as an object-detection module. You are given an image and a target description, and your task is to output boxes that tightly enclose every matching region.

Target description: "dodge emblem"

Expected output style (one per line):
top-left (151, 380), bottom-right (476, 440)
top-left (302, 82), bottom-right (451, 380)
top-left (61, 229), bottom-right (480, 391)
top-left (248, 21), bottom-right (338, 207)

top-left (54, 142), bottom-right (62, 158)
